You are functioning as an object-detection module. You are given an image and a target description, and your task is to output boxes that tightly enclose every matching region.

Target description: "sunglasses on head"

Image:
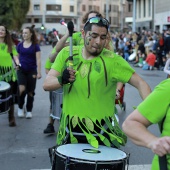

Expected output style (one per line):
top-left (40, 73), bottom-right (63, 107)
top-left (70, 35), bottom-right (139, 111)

top-left (84, 17), bottom-right (109, 29)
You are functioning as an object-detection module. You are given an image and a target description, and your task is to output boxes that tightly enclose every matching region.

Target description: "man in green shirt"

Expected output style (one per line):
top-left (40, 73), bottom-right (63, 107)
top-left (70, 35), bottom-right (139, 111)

top-left (43, 10), bottom-right (103, 134)
top-left (43, 16), bottom-right (151, 148)
top-left (123, 79), bottom-right (170, 170)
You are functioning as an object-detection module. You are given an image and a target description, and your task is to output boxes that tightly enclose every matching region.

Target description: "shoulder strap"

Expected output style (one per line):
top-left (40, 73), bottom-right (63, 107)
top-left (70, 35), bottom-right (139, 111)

top-left (159, 116), bottom-right (168, 170)
top-left (10, 52), bottom-right (16, 66)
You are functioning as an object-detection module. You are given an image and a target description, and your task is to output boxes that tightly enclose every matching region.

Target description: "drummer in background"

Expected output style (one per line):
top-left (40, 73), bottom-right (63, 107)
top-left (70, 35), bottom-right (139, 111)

top-left (0, 24), bottom-right (20, 127)
top-left (43, 42), bottom-right (57, 134)
top-left (43, 17), bottom-right (151, 149)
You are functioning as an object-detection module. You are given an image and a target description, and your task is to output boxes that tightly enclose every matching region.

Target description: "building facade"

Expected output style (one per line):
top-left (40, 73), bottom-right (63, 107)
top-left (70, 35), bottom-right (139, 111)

top-left (154, 0), bottom-right (170, 31)
top-left (129, 0), bottom-right (170, 32)
top-left (23, 0), bottom-right (133, 35)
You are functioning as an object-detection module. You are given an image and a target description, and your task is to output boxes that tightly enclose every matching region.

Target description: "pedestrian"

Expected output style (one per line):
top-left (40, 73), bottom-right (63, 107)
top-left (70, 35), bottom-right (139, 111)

top-left (164, 52), bottom-right (170, 78)
top-left (142, 49), bottom-right (156, 70)
top-left (122, 79), bottom-right (170, 170)
top-left (164, 30), bottom-right (170, 55)
top-left (17, 25), bottom-right (41, 119)
top-left (43, 16), bottom-right (151, 148)
top-left (0, 24), bottom-right (20, 126)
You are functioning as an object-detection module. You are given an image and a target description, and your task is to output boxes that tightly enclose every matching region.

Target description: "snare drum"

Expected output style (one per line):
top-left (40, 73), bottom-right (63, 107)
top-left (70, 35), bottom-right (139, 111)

top-left (53, 143), bottom-right (128, 170)
top-left (0, 81), bottom-right (12, 114)
top-left (51, 88), bottom-right (63, 120)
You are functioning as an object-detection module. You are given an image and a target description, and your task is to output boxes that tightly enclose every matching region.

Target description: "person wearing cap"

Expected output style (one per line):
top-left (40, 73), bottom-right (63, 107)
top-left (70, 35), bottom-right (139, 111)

top-left (43, 16), bottom-right (151, 149)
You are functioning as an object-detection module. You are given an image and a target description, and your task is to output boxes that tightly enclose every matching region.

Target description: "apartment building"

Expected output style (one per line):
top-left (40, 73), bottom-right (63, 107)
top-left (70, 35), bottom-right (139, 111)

top-left (154, 0), bottom-right (170, 31)
top-left (23, 0), bottom-right (133, 34)
top-left (128, 0), bottom-right (170, 32)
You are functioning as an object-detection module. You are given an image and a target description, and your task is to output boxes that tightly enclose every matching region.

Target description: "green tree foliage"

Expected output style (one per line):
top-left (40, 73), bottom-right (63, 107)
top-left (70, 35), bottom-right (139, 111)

top-left (0, 0), bottom-right (30, 30)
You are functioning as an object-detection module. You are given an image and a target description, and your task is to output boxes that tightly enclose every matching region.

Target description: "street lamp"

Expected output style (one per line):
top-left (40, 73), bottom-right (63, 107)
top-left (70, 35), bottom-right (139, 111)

top-left (41, 24), bottom-right (45, 30)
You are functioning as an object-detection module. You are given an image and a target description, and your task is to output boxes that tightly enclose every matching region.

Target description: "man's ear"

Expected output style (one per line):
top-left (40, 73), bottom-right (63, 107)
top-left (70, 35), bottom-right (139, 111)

top-left (81, 29), bottom-right (85, 38)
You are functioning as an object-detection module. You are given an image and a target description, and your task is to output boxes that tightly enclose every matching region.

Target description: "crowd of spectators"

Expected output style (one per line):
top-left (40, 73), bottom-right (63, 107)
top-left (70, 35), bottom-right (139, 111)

top-left (111, 29), bottom-right (170, 71)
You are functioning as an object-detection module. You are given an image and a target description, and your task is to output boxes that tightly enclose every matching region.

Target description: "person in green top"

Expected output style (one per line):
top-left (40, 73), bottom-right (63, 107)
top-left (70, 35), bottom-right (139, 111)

top-left (0, 24), bottom-right (20, 127)
top-left (43, 10), bottom-right (103, 134)
top-left (123, 79), bottom-right (170, 170)
top-left (43, 16), bottom-right (151, 149)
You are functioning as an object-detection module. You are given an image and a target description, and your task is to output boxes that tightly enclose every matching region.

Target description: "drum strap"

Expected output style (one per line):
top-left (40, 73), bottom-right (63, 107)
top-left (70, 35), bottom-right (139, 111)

top-left (159, 115), bottom-right (168, 170)
top-left (48, 145), bottom-right (57, 170)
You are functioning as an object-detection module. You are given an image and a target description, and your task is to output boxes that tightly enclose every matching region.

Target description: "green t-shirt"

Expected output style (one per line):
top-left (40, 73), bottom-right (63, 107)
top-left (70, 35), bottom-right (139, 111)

top-left (0, 43), bottom-right (18, 82)
top-left (52, 45), bottom-right (135, 148)
top-left (66, 31), bottom-right (84, 45)
top-left (45, 58), bottom-right (52, 70)
top-left (138, 79), bottom-right (170, 170)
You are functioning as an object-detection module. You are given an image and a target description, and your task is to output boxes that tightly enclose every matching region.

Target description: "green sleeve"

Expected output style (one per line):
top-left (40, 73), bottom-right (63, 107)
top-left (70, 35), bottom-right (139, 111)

top-left (45, 58), bottom-right (52, 69)
top-left (137, 79), bottom-right (170, 124)
top-left (111, 54), bottom-right (135, 83)
top-left (51, 46), bottom-right (69, 73)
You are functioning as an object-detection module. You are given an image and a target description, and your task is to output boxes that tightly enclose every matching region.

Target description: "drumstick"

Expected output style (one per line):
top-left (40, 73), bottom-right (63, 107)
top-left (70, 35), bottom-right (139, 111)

top-left (53, 30), bottom-right (60, 41)
top-left (60, 19), bottom-right (67, 27)
top-left (67, 21), bottom-right (74, 68)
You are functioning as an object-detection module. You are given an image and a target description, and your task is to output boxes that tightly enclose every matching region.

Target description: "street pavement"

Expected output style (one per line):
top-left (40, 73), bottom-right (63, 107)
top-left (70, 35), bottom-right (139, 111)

top-left (0, 45), bottom-right (166, 170)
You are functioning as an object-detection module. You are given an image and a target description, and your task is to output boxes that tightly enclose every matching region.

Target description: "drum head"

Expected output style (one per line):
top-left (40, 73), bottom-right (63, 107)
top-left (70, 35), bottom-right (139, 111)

top-left (56, 144), bottom-right (127, 161)
top-left (0, 81), bottom-right (10, 92)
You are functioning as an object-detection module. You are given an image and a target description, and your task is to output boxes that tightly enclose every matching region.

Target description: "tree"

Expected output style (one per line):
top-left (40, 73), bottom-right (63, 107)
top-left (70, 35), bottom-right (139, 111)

top-left (0, 0), bottom-right (30, 30)
top-left (0, 0), bottom-right (13, 27)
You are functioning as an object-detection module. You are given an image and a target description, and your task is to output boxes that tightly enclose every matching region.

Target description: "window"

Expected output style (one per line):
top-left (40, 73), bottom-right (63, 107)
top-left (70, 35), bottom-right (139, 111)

top-left (34, 18), bottom-right (42, 23)
top-left (82, 5), bottom-right (86, 11)
top-left (46, 5), bottom-right (61, 11)
top-left (89, 5), bottom-right (92, 11)
top-left (113, 5), bottom-right (118, 12)
top-left (113, 17), bottom-right (118, 25)
top-left (70, 5), bottom-right (74, 12)
top-left (25, 18), bottom-right (32, 23)
top-left (46, 18), bottom-right (61, 23)
top-left (34, 4), bottom-right (40, 10)
top-left (109, 17), bottom-right (112, 24)
top-left (128, 4), bottom-right (132, 12)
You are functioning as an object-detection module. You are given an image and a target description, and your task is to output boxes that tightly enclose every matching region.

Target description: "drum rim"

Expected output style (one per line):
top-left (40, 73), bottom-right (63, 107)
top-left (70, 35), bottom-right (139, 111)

top-left (55, 150), bottom-right (127, 164)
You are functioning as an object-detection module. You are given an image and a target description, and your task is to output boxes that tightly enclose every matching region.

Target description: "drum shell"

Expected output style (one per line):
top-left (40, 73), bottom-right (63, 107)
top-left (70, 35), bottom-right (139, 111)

top-left (51, 88), bottom-right (63, 120)
top-left (0, 81), bottom-right (11, 114)
top-left (53, 144), bottom-right (127, 170)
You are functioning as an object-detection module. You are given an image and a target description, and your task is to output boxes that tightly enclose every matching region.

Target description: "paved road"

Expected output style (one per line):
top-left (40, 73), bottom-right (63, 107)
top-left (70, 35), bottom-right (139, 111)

top-left (0, 45), bottom-right (166, 170)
